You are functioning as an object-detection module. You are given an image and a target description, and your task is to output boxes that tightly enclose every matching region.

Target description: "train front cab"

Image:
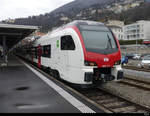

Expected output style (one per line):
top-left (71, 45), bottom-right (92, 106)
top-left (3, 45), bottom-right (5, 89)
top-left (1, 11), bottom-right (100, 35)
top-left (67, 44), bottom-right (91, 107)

top-left (83, 58), bottom-right (124, 85)
top-left (72, 22), bottom-right (124, 85)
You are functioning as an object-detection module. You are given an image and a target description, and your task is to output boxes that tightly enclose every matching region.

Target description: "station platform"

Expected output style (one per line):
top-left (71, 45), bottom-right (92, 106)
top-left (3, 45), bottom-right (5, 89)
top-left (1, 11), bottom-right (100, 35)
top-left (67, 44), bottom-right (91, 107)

top-left (0, 56), bottom-right (103, 113)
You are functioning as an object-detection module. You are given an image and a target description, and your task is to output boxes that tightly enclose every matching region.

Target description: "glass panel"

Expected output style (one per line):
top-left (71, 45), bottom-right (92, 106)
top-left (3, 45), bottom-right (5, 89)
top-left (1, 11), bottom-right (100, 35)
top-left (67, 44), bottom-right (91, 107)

top-left (82, 30), bottom-right (117, 50)
top-left (80, 25), bottom-right (118, 54)
top-left (61, 35), bottom-right (75, 50)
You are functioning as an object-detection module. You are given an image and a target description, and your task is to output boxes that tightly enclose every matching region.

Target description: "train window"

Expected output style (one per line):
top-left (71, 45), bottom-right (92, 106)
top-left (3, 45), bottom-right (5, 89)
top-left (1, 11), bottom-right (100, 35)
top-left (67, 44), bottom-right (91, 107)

top-left (61, 35), bottom-right (75, 50)
top-left (31, 47), bottom-right (35, 58)
top-left (34, 47), bottom-right (38, 59)
top-left (80, 25), bottom-right (118, 54)
top-left (42, 45), bottom-right (51, 58)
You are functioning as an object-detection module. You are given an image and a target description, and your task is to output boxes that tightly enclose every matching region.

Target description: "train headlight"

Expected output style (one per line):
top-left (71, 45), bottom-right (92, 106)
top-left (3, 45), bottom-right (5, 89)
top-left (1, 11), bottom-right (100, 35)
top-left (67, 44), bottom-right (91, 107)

top-left (115, 60), bottom-right (121, 65)
top-left (84, 61), bottom-right (97, 66)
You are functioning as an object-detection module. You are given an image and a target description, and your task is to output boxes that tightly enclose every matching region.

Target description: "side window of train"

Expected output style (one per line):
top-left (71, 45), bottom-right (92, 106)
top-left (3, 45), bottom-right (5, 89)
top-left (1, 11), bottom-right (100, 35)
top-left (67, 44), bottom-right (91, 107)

top-left (61, 35), bottom-right (75, 50)
top-left (42, 45), bottom-right (51, 58)
top-left (35, 47), bottom-right (38, 59)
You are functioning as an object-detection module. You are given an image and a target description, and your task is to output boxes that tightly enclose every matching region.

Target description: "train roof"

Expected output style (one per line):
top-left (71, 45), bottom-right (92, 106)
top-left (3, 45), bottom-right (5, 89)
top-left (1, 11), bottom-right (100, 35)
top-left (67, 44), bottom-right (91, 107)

top-left (37, 20), bottom-right (106, 42)
top-left (65, 20), bottom-right (105, 27)
top-left (49, 20), bottom-right (105, 34)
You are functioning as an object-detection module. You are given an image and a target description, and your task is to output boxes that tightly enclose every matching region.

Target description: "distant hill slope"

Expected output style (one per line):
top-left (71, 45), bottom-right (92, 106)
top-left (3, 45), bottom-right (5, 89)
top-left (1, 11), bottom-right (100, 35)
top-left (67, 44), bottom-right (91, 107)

top-left (4, 0), bottom-right (150, 32)
top-left (52, 0), bottom-right (114, 13)
top-left (11, 0), bottom-right (115, 32)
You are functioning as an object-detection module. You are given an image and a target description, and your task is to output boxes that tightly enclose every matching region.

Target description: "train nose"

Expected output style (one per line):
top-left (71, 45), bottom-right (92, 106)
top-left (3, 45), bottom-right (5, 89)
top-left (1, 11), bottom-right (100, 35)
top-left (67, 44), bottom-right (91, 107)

top-left (98, 57), bottom-right (114, 68)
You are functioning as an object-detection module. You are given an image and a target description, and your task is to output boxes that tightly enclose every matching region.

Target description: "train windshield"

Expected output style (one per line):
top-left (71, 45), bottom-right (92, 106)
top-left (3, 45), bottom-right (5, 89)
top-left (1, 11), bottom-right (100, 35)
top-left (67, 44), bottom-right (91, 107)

top-left (79, 25), bottom-right (118, 54)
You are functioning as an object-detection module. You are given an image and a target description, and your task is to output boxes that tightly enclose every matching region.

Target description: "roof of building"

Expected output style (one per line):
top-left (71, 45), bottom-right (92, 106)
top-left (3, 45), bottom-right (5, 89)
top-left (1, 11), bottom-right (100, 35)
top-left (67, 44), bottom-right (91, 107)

top-left (34, 32), bottom-right (46, 36)
top-left (107, 25), bottom-right (122, 28)
top-left (0, 23), bottom-right (38, 49)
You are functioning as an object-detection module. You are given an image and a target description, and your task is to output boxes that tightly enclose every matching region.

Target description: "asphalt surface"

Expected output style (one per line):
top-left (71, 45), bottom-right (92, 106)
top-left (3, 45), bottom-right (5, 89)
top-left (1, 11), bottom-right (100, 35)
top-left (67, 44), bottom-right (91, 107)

top-left (0, 56), bottom-right (81, 113)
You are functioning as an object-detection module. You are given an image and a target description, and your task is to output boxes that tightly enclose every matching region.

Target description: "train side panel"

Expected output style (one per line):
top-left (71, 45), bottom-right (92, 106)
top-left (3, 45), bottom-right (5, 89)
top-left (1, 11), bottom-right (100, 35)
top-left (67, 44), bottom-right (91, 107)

top-left (65, 28), bottom-right (93, 84)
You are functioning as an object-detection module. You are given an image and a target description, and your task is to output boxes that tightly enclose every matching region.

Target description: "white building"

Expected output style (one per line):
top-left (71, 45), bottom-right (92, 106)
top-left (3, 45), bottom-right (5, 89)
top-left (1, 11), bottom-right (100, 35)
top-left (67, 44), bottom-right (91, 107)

top-left (91, 10), bottom-right (96, 14)
top-left (106, 20), bottom-right (124, 40)
top-left (130, 2), bottom-right (140, 8)
top-left (109, 25), bottom-right (124, 40)
top-left (107, 20), bottom-right (124, 27)
top-left (123, 20), bottom-right (150, 40)
top-left (60, 16), bottom-right (69, 21)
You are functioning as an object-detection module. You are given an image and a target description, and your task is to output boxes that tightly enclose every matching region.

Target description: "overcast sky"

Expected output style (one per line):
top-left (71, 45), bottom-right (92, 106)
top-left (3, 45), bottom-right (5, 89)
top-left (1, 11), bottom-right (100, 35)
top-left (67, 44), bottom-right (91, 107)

top-left (0, 0), bottom-right (74, 21)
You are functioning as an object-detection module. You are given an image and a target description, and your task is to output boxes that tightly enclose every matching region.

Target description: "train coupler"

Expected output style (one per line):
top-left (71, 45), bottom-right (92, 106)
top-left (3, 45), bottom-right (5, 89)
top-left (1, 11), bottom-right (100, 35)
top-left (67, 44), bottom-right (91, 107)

top-left (100, 74), bottom-right (115, 83)
top-left (93, 74), bottom-right (115, 84)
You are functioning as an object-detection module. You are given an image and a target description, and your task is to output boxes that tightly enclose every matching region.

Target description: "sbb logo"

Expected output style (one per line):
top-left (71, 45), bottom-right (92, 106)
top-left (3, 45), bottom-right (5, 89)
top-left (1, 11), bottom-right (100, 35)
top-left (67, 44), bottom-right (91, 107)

top-left (104, 58), bottom-right (109, 62)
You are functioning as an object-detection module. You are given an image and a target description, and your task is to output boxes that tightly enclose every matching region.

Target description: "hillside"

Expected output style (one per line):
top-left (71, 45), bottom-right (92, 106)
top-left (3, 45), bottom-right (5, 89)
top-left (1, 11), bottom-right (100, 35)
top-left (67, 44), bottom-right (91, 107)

top-left (10, 0), bottom-right (116, 32)
top-left (52, 0), bottom-right (115, 13)
top-left (2, 0), bottom-right (150, 32)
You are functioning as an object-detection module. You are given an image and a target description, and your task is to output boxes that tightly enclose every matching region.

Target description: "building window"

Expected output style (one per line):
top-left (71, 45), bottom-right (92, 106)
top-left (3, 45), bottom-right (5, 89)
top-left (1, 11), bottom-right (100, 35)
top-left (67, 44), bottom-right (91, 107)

top-left (121, 35), bottom-right (123, 39)
top-left (61, 35), bottom-right (75, 50)
top-left (137, 30), bottom-right (140, 33)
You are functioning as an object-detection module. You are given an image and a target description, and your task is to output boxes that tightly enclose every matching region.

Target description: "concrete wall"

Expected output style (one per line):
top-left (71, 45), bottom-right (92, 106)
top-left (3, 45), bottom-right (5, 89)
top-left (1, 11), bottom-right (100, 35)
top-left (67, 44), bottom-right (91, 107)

top-left (121, 45), bottom-right (150, 54)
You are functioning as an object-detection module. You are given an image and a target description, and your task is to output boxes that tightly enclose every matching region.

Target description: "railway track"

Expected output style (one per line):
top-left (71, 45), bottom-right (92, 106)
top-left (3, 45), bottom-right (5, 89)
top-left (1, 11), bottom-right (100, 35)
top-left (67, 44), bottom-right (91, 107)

top-left (119, 77), bottom-right (150, 91)
top-left (123, 65), bottom-right (150, 73)
top-left (18, 57), bottom-right (150, 113)
top-left (30, 63), bottom-right (150, 113)
top-left (77, 88), bottom-right (150, 113)
top-left (33, 63), bottom-right (150, 113)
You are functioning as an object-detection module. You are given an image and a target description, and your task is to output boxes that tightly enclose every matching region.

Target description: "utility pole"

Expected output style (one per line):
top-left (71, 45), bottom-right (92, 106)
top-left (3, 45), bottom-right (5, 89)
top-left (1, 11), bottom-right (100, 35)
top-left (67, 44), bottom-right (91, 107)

top-left (136, 38), bottom-right (138, 54)
top-left (136, 27), bottom-right (138, 54)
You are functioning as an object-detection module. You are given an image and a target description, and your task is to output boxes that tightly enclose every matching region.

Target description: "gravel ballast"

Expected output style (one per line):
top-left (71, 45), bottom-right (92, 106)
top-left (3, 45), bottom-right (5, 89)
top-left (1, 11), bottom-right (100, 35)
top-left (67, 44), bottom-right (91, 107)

top-left (101, 81), bottom-right (150, 109)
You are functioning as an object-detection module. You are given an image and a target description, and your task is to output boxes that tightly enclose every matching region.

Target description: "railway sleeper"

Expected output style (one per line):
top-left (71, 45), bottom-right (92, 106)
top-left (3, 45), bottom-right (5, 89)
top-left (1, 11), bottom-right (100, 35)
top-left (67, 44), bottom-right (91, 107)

top-left (112, 106), bottom-right (137, 113)
top-left (99, 99), bottom-right (118, 104)
top-left (103, 102), bottom-right (126, 108)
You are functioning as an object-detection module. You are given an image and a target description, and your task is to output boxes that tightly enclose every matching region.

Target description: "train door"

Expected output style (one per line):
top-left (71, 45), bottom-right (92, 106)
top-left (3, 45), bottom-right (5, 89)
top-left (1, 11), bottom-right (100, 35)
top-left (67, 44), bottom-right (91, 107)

top-left (67, 35), bottom-right (84, 83)
top-left (37, 44), bottom-right (42, 68)
top-left (60, 36), bottom-right (69, 79)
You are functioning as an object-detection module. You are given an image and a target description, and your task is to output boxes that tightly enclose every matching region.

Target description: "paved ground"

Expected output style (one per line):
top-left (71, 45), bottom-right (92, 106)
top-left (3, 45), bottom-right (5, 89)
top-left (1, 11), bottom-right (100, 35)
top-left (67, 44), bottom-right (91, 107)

top-left (0, 56), bottom-right (82, 113)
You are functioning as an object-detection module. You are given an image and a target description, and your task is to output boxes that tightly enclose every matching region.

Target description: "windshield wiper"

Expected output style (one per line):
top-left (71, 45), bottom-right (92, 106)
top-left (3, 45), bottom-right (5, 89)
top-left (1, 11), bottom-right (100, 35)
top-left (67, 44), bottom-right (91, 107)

top-left (107, 34), bottom-right (112, 49)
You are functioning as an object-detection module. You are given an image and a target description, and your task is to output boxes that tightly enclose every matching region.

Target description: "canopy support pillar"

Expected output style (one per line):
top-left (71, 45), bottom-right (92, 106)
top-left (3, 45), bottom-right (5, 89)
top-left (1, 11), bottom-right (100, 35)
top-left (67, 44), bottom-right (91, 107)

top-left (3, 36), bottom-right (8, 65)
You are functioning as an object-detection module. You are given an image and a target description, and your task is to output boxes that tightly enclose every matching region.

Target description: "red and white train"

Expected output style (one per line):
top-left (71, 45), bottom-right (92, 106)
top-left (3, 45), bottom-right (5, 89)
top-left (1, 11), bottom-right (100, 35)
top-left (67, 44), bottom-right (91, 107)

top-left (15, 20), bottom-right (123, 87)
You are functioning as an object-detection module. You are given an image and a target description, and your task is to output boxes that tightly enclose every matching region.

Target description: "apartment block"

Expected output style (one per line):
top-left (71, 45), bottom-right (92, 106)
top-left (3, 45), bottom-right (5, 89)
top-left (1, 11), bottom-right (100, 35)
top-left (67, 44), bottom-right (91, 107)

top-left (106, 20), bottom-right (124, 40)
top-left (123, 20), bottom-right (150, 40)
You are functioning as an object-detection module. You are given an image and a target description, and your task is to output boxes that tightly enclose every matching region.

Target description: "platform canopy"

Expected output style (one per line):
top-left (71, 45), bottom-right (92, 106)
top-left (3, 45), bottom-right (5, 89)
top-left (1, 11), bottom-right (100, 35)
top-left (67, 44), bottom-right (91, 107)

top-left (0, 23), bottom-right (38, 49)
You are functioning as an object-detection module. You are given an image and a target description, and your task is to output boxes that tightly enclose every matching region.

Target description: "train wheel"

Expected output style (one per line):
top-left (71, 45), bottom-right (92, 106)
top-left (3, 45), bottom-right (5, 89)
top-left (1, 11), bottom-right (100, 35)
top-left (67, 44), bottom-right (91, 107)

top-left (49, 69), bottom-right (54, 77)
top-left (45, 67), bottom-right (50, 73)
top-left (53, 70), bottom-right (60, 79)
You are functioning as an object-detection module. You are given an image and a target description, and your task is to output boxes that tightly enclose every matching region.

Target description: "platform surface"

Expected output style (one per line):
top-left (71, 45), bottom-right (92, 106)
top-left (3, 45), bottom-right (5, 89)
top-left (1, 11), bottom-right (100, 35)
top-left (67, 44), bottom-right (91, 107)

top-left (0, 56), bottom-right (100, 113)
